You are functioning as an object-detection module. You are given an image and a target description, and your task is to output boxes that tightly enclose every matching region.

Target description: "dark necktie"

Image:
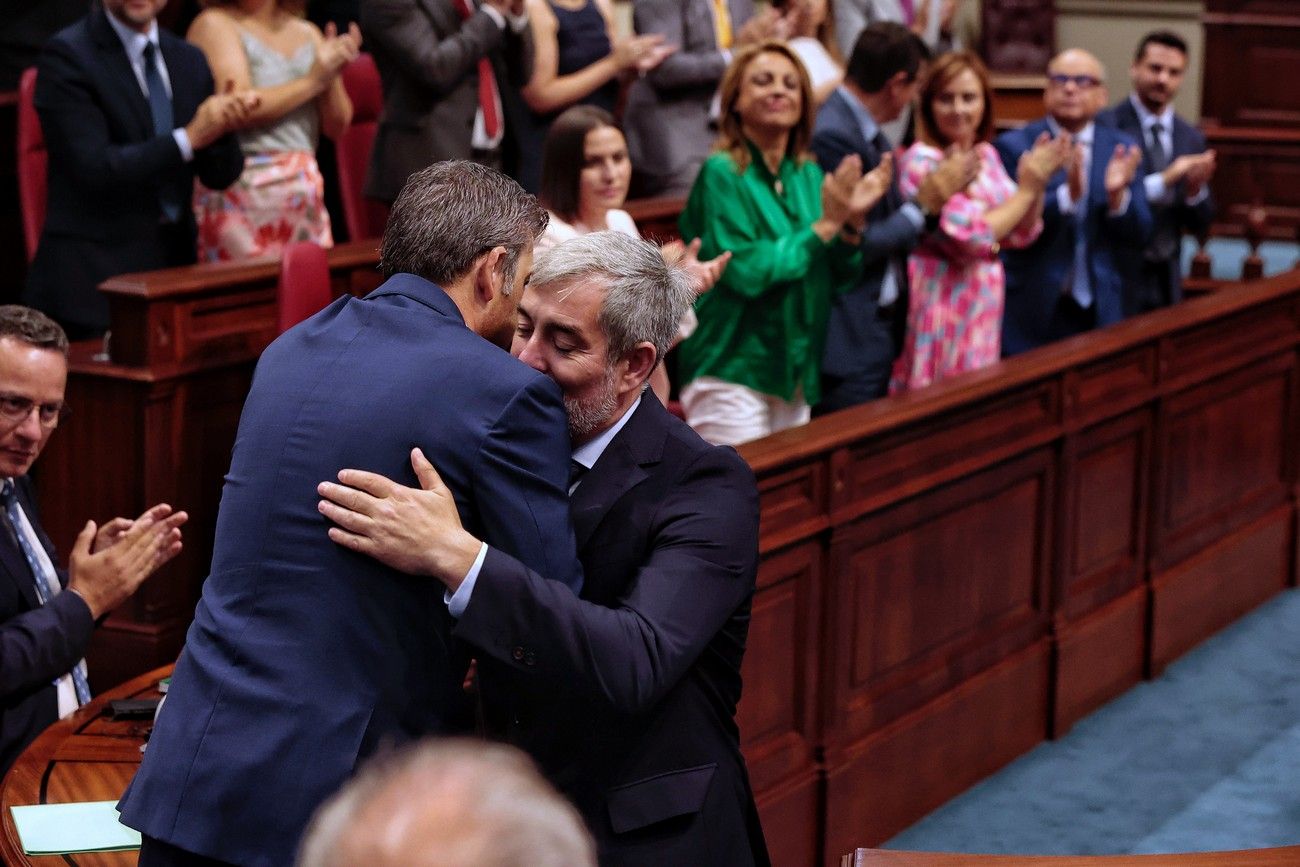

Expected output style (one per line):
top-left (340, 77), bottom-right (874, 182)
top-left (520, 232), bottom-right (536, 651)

top-left (0, 480), bottom-right (92, 705)
top-left (568, 459), bottom-right (588, 492)
top-left (1148, 121), bottom-right (1170, 172)
top-left (142, 42), bottom-right (182, 223)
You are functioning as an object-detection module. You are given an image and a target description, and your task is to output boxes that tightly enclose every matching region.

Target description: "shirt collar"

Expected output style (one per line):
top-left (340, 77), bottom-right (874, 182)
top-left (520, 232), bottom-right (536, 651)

top-left (1128, 93), bottom-right (1174, 131)
top-left (1046, 116), bottom-right (1094, 146)
top-left (104, 10), bottom-right (160, 63)
top-left (838, 85), bottom-right (881, 143)
top-left (571, 395), bottom-right (641, 471)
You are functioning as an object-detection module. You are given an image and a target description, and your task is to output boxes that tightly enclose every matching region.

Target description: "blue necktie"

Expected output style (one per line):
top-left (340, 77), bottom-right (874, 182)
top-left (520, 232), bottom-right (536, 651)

top-left (1070, 142), bottom-right (1093, 308)
top-left (1, 480), bottom-right (92, 705)
top-left (142, 42), bottom-right (182, 223)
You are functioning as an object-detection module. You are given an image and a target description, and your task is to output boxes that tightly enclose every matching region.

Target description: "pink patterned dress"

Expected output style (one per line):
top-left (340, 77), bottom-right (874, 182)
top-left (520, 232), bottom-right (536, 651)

top-left (889, 142), bottom-right (1042, 393)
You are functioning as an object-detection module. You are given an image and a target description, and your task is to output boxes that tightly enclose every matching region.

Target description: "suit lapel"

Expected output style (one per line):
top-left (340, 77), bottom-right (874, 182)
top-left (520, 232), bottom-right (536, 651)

top-left (569, 399), bottom-right (665, 552)
top-left (90, 8), bottom-right (154, 140)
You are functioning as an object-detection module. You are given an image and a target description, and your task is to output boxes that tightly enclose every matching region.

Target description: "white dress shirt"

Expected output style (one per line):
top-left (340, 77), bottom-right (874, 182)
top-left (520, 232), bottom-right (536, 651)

top-left (103, 10), bottom-right (194, 162)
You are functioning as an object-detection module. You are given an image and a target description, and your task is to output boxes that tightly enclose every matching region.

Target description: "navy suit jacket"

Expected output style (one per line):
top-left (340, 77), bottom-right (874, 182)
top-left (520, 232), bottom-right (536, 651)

top-left (811, 88), bottom-right (921, 406)
top-left (24, 8), bottom-right (243, 334)
top-left (456, 396), bottom-right (769, 866)
top-left (119, 275), bottom-right (582, 867)
top-left (0, 477), bottom-right (94, 776)
top-left (994, 118), bottom-right (1153, 356)
top-left (1097, 98), bottom-right (1215, 310)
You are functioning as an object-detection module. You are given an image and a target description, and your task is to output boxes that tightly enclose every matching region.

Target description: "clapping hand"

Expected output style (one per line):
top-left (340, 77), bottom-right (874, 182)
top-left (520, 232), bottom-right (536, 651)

top-left (1018, 131), bottom-right (1069, 194)
top-left (1167, 149), bottom-right (1216, 197)
top-left (312, 22), bottom-right (362, 85)
top-left (662, 238), bottom-right (729, 296)
top-left (612, 34), bottom-right (674, 74)
top-left (820, 153), bottom-right (864, 228)
top-left (915, 146), bottom-right (978, 214)
top-left (845, 152), bottom-right (893, 230)
top-left (1104, 143), bottom-right (1143, 208)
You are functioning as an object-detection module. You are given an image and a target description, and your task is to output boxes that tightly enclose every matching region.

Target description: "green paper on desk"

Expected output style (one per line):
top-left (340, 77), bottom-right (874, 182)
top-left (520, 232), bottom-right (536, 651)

top-left (10, 800), bottom-right (141, 854)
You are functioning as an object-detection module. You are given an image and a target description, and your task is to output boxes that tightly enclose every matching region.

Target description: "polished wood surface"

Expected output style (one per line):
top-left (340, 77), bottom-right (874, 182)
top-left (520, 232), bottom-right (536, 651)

top-left (0, 666), bottom-right (169, 866)
top-left (736, 267), bottom-right (1300, 863)
top-left (844, 847), bottom-right (1300, 867)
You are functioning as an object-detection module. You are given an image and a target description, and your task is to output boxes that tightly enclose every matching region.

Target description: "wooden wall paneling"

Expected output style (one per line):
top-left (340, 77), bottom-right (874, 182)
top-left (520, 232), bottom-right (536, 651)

top-left (1063, 346), bottom-right (1158, 430)
top-left (822, 448), bottom-right (1055, 750)
top-left (1200, 130), bottom-right (1300, 238)
top-left (1201, 19), bottom-right (1300, 130)
top-left (755, 769), bottom-right (821, 867)
top-left (1158, 299), bottom-right (1300, 391)
top-left (1053, 586), bottom-right (1146, 737)
top-left (754, 460), bottom-right (829, 555)
top-left (822, 640), bottom-right (1051, 859)
top-left (1150, 353), bottom-right (1296, 571)
top-left (829, 381), bottom-right (1061, 526)
top-left (1150, 505), bottom-right (1294, 674)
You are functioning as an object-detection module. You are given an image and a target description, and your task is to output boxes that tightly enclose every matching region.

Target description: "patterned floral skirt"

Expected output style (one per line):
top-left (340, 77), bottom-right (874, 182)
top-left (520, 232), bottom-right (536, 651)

top-left (194, 150), bottom-right (333, 263)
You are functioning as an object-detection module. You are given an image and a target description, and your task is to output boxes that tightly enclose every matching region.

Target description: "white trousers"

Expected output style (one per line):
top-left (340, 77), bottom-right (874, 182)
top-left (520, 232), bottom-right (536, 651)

top-left (681, 377), bottom-right (810, 446)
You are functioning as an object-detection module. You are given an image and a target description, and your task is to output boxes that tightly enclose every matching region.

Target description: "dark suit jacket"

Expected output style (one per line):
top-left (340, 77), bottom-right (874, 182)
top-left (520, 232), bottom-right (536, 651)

top-left (810, 88), bottom-right (921, 410)
top-left (456, 396), bottom-right (769, 866)
top-left (0, 476), bottom-right (94, 776)
top-left (623, 0), bottom-right (755, 197)
top-left (1097, 98), bottom-right (1215, 311)
top-left (118, 275), bottom-right (582, 867)
top-left (994, 118), bottom-right (1153, 356)
top-left (361, 0), bottom-right (534, 202)
top-left (24, 8), bottom-right (243, 335)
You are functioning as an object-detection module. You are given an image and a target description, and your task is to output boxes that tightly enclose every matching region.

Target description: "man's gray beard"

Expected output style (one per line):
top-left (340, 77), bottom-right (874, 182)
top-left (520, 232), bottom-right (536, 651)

top-left (564, 366), bottom-right (620, 441)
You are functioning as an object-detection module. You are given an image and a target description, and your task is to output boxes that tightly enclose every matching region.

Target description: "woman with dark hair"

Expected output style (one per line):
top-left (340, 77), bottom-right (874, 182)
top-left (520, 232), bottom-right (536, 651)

top-left (890, 50), bottom-right (1065, 391)
top-left (187, 0), bottom-right (359, 261)
top-left (678, 40), bottom-right (888, 445)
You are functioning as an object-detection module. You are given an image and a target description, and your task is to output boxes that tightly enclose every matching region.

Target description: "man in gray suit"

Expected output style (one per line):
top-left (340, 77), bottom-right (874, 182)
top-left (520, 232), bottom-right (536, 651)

top-left (624, 0), bottom-right (777, 198)
top-left (362, 0), bottom-right (534, 204)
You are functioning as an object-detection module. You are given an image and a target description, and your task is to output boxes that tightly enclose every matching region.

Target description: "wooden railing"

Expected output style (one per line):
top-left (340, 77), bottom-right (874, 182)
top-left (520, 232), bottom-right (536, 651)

top-left (732, 267), bottom-right (1300, 865)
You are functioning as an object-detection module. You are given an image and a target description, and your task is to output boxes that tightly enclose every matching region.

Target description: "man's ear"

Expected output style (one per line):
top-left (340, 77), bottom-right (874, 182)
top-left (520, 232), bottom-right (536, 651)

top-left (473, 246), bottom-right (508, 305)
top-left (618, 342), bottom-right (659, 395)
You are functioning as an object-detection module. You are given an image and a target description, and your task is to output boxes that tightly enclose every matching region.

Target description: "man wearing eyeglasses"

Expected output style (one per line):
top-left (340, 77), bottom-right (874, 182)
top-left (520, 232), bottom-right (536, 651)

top-left (994, 48), bottom-right (1152, 355)
top-left (0, 305), bottom-right (186, 775)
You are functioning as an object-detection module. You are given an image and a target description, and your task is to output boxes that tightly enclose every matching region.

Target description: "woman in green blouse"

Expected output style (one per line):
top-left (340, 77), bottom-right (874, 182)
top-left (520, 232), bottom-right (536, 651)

top-left (678, 39), bottom-right (890, 445)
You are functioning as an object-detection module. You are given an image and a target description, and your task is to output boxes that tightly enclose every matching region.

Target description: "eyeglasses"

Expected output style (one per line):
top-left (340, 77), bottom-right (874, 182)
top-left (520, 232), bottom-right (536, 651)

top-left (1048, 74), bottom-right (1102, 89)
top-left (0, 393), bottom-right (69, 429)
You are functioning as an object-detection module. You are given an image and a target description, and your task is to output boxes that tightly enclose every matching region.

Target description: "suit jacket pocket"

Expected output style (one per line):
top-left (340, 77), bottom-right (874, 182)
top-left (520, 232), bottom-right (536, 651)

top-left (606, 763), bottom-right (717, 834)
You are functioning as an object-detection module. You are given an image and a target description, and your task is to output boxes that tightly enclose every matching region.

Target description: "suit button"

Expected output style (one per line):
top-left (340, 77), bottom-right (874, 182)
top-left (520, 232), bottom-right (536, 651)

top-left (511, 646), bottom-right (525, 661)
top-left (523, 651), bottom-right (536, 666)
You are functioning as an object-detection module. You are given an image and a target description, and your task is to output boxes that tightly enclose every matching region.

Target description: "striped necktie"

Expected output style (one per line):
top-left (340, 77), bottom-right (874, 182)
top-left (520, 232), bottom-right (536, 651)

top-left (0, 479), bottom-right (92, 705)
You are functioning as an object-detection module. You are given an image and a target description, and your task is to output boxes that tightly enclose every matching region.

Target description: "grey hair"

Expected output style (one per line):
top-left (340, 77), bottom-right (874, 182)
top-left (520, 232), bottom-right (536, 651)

top-left (379, 161), bottom-right (548, 293)
top-left (296, 739), bottom-right (596, 867)
top-left (532, 232), bottom-right (694, 366)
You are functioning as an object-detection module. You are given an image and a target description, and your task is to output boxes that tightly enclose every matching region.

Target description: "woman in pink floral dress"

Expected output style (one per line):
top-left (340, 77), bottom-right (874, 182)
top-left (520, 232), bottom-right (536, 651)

top-left (890, 51), bottom-right (1068, 392)
top-left (188, 0), bottom-right (360, 262)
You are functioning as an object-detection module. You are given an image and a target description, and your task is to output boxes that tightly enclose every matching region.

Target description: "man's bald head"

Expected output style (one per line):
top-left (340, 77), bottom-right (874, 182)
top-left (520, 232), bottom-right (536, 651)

top-left (297, 740), bottom-right (596, 867)
top-left (1045, 49), bottom-right (1108, 133)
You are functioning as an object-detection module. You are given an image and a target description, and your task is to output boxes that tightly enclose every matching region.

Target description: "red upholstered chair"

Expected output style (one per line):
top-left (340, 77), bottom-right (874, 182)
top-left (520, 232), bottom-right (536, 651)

top-left (277, 241), bottom-right (332, 333)
top-left (337, 54), bottom-right (389, 241)
top-left (17, 67), bottom-right (47, 263)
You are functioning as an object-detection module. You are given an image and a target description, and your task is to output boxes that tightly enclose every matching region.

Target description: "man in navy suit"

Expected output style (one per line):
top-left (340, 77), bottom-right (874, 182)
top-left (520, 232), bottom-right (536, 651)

top-left (119, 162), bottom-right (581, 867)
top-left (0, 305), bottom-right (185, 775)
top-left (24, 0), bottom-right (252, 340)
top-left (810, 23), bottom-right (976, 412)
top-left (319, 232), bottom-right (769, 866)
top-left (1098, 30), bottom-right (1216, 313)
top-left (994, 49), bottom-right (1153, 356)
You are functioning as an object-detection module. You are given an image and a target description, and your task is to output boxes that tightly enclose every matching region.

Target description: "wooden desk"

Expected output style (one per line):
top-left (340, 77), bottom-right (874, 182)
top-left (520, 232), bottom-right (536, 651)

top-left (844, 847), bottom-right (1300, 867)
top-left (0, 666), bottom-right (169, 866)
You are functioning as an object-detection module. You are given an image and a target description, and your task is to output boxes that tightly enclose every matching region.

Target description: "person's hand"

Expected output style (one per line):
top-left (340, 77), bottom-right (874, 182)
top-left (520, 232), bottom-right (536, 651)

top-left (913, 0), bottom-right (961, 35)
top-left (186, 81), bottom-right (261, 147)
top-left (68, 505), bottom-right (187, 619)
top-left (611, 34), bottom-right (669, 73)
top-left (91, 518), bottom-right (133, 554)
top-left (317, 448), bottom-right (481, 589)
top-left (1104, 143), bottom-right (1143, 207)
top-left (737, 7), bottom-right (788, 45)
top-left (663, 238), bottom-right (729, 296)
top-left (485, 0), bottom-right (526, 20)
top-left (845, 152), bottom-right (892, 230)
top-left (1167, 149), bottom-right (1216, 197)
top-left (1064, 138), bottom-right (1084, 203)
top-left (820, 153), bottom-right (862, 228)
top-left (636, 42), bottom-right (678, 74)
top-left (310, 21), bottom-right (362, 85)
top-left (1018, 131), bottom-right (1067, 194)
top-left (915, 146), bottom-right (978, 213)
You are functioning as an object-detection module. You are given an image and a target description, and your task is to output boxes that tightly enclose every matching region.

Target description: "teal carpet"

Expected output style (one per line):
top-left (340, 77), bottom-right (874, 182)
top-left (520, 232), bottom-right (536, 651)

top-left (883, 588), bottom-right (1300, 855)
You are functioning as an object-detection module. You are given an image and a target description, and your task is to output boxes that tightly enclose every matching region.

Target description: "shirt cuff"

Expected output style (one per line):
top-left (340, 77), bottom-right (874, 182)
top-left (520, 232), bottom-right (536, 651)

top-left (445, 541), bottom-right (488, 618)
top-left (1144, 172), bottom-right (1171, 206)
top-left (899, 201), bottom-right (925, 231)
top-left (173, 128), bottom-right (194, 163)
top-left (1185, 185), bottom-right (1210, 207)
top-left (1056, 183), bottom-right (1079, 215)
top-left (480, 4), bottom-right (507, 29)
top-left (1108, 188), bottom-right (1132, 217)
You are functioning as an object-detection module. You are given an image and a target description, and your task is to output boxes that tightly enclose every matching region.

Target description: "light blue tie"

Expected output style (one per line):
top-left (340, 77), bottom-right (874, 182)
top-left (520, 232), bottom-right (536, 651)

top-left (142, 42), bottom-right (182, 223)
top-left (1, 480), bottom-right (92, 705)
